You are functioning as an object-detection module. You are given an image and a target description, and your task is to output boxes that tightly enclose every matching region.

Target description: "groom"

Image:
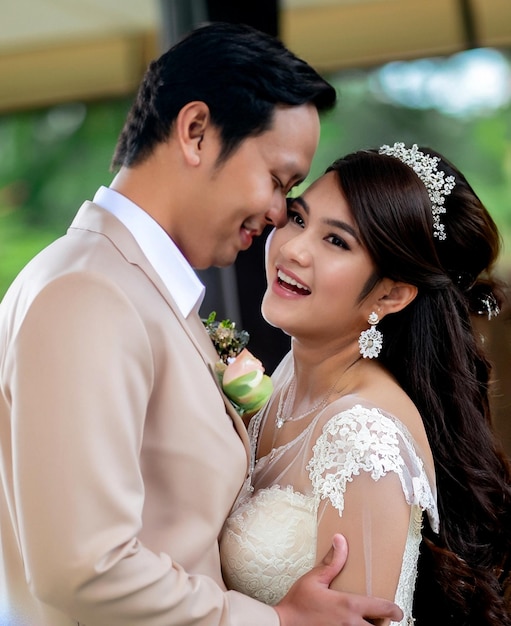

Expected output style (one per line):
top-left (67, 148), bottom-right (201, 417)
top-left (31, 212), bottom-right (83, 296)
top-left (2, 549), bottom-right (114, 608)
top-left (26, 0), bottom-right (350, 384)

top-left (0, 22), bottom-right (402, 626)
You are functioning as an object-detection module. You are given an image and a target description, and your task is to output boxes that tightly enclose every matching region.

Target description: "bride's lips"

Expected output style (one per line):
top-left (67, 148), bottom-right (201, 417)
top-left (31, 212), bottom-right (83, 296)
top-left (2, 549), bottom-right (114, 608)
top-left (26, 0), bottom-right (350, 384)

top-left (273, 266), bottom-right (311, 297)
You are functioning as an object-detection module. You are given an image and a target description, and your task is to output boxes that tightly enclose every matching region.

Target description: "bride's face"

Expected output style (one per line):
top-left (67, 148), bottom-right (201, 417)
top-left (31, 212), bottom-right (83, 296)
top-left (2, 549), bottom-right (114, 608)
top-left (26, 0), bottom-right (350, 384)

top-left (262, 171), bottom-right (377, 347)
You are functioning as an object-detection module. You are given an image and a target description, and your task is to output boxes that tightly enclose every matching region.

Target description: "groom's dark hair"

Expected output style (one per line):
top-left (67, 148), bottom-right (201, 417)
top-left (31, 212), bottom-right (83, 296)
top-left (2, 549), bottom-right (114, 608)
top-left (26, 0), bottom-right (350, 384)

top-left (112, 21), bottom-right (336, 169)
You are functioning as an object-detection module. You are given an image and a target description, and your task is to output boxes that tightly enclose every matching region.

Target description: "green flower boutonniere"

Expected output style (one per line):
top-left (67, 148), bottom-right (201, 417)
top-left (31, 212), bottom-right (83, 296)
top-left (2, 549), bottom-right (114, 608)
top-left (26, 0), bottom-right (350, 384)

top-left (203, 312), bottom-right (273, 417)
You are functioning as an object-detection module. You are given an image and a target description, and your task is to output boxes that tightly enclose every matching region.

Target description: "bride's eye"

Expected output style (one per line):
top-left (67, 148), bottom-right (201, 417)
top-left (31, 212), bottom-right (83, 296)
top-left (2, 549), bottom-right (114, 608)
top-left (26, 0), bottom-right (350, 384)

top-left (286, 199), bottom-right (305, 228)
top-left (287, 209), bottom-right (305, 228)
top-left (326, 234), bottom-right (350, 250)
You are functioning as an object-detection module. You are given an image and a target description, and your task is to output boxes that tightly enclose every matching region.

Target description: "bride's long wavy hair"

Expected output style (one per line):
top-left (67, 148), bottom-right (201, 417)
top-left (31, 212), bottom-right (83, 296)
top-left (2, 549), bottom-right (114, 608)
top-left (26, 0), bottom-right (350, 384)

top-left (327, 148), bottom-right (511, 625)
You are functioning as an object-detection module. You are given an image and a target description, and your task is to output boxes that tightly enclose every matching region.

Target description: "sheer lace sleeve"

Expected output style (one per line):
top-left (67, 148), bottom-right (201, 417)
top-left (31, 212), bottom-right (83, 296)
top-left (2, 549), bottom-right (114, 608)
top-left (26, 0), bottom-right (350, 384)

top-left (307, 404), bottom-right (438, 607)
top-left (307, 404), bottom-right (437, 527)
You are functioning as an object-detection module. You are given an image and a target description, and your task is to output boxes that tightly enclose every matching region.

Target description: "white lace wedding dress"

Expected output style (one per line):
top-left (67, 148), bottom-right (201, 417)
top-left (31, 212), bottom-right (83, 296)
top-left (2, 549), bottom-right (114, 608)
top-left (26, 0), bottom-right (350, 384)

top-left (220, 357), bottom-right (439, 626)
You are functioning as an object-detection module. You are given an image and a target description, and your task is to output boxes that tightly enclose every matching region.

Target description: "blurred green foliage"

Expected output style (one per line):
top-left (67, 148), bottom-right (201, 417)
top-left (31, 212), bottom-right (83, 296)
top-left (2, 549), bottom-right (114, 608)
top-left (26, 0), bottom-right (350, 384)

top-left (0, 98), bottom-right (131, 297)
top-left (1, 56), bottom-right (510, 299)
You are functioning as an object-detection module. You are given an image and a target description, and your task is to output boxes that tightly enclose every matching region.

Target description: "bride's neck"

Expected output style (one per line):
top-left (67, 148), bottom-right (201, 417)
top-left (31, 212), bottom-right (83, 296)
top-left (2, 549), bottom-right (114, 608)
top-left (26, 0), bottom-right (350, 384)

top-left (290, 340), bottom-right (363, 403)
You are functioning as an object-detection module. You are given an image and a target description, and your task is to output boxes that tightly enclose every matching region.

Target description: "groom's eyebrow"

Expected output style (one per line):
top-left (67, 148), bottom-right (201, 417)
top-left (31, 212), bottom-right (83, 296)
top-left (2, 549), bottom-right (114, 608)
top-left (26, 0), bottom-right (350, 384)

top-left (289, 195), bottom-right (361, 244)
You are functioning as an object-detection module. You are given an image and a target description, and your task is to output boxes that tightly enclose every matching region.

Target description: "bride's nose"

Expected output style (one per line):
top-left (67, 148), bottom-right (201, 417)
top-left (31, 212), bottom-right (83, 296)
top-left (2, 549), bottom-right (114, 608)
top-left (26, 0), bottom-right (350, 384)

top-left (279, 231), bottom-right (312, 266)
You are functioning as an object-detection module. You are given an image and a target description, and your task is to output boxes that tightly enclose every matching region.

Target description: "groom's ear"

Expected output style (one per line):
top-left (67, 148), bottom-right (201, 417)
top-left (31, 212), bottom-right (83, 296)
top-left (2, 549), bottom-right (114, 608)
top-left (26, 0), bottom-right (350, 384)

top-left (377, 279), bottom-right (418, 316)
top-left (176, 101), bottom-right (210, 167)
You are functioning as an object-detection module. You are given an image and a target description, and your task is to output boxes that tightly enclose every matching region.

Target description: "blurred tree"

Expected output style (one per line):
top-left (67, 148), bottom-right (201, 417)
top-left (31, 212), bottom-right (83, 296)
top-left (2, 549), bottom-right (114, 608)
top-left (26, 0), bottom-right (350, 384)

top-left (0, 99), bottom-right (131, 229)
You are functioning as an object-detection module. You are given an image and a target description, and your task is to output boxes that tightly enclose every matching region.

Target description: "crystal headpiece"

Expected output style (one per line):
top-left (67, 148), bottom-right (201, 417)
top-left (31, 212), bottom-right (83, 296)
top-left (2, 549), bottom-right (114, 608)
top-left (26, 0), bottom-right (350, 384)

top-left (477, 292), bottom-right (500, 320)
top-left (378, 142), bottom-right (456, 240)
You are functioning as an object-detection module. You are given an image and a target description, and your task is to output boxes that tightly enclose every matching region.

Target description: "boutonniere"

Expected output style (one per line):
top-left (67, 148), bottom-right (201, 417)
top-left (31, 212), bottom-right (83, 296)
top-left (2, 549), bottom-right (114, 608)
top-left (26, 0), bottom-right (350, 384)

top-left (203, 311), bottom-right (273, 417)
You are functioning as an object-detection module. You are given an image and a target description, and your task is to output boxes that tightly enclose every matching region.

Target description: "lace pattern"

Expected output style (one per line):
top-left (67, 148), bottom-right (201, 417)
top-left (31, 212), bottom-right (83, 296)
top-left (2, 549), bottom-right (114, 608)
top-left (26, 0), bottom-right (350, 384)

top-left (221, 485), bottom-right (317, 605)
top-left (392, 505), bottom-right (424, 626)
top-left (307, 405), bottom-right (438, 531)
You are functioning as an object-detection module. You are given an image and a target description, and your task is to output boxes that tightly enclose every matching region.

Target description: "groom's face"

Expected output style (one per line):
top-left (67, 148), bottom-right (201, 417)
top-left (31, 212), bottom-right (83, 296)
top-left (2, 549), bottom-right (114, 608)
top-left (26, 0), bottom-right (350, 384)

top-left (179, 104), bottom-right (321, 270)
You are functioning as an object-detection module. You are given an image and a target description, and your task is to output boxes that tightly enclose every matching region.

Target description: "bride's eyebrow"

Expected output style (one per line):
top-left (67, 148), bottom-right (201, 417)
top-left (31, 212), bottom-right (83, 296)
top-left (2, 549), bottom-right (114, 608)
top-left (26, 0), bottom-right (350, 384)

top-left (287, 196), bottom-right (309, 213)
top-left (324, 217), bottom-right (361, 244)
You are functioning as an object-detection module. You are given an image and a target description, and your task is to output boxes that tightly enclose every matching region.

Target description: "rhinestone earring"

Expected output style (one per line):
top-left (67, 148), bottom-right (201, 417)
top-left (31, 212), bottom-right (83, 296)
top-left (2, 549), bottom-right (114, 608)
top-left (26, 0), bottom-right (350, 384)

top-left (358, 311), bottom-right (383, 359)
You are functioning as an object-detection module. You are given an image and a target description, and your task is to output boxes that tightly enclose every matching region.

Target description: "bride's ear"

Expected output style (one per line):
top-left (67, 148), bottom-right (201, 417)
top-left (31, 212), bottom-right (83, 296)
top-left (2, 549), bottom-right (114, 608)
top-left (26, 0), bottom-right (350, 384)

top-left (377, 279), bottom-right (418, 316)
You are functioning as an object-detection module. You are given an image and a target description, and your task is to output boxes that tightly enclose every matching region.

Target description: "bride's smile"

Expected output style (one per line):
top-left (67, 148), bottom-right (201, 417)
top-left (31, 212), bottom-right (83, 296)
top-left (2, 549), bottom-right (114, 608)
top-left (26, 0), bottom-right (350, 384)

top-left (262, 171), bottom-right (376, 347)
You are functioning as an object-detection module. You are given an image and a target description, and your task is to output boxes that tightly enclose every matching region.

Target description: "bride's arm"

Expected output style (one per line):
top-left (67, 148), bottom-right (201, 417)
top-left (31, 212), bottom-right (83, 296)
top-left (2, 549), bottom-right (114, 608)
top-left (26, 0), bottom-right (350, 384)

top-left (315, 470), bottom-right (411, 600)
top-left (307, 406), bottom-right (427, 601)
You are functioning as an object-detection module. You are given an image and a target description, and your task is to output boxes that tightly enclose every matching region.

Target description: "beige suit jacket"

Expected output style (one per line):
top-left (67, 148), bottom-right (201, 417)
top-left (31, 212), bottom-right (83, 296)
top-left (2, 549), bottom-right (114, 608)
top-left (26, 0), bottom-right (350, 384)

top-left (0, 202), bottom-right (278, 626)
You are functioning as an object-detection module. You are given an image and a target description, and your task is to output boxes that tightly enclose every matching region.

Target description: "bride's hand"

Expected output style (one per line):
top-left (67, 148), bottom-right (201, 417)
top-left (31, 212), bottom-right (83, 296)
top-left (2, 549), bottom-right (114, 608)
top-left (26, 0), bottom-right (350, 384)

top-left (274, 534), bottom-right (403, 626)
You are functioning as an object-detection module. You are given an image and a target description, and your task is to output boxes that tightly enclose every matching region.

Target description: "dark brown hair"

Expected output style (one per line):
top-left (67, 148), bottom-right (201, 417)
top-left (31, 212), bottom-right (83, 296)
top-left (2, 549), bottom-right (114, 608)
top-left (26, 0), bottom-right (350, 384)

top-left (327, 148), bottom-right (511, 625)
top-left (112, 22), bottom-right (336, 169)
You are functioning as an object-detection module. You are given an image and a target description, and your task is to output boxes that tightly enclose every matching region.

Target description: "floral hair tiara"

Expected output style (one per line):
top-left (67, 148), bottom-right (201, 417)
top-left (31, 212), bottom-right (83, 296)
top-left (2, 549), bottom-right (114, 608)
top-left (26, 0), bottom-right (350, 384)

top-left (378, 142), bottom-right (456, 240)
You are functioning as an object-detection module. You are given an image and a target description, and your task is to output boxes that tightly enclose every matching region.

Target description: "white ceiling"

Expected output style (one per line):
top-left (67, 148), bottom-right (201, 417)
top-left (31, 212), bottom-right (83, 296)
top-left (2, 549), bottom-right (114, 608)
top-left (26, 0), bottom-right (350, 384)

top-left (1, 0), bottom-right (510, 113)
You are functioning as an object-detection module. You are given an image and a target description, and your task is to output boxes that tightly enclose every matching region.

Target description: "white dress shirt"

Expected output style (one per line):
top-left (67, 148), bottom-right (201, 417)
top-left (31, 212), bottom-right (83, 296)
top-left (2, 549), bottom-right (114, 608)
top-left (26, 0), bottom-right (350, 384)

top-left (93, 185), bottom-right (205, 317)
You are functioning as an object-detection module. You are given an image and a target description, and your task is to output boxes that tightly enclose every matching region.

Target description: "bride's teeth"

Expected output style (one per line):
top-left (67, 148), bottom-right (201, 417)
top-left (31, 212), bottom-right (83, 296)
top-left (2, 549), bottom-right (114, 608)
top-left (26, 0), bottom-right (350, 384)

top-left (277, 269), bottom-right (309, 291)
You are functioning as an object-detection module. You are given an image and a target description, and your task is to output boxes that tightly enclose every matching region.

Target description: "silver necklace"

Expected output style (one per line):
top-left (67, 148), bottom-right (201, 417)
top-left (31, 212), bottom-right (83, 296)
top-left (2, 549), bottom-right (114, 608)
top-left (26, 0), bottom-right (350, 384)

top-left (275, 375), bottom-right (336, 429)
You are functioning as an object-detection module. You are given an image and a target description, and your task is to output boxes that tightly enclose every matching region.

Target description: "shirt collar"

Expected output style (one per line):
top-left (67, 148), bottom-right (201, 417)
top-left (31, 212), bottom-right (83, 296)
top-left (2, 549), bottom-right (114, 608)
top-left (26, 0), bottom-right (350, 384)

top-left (93, 186), bottom-right (205, 317)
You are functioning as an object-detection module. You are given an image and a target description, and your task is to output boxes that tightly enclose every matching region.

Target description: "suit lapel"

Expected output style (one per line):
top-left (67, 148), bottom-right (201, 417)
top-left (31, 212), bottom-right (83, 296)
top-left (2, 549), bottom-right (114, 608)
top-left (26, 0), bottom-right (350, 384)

top-left (186, 313), bottom-right (252, 457)
top-left (69, 201), bottom-right (251, 461)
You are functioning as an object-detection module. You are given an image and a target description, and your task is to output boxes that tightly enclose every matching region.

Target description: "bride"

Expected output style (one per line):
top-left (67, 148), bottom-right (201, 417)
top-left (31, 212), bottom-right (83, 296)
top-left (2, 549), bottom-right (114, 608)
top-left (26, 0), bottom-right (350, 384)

top-left (220, 144), bottom-right (511, 625)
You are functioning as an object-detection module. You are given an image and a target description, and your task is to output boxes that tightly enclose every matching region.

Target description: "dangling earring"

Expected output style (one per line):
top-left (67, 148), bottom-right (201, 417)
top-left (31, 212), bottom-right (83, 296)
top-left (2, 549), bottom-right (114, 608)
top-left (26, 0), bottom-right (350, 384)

top-left (358, 311), bottom-right (383, 359)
